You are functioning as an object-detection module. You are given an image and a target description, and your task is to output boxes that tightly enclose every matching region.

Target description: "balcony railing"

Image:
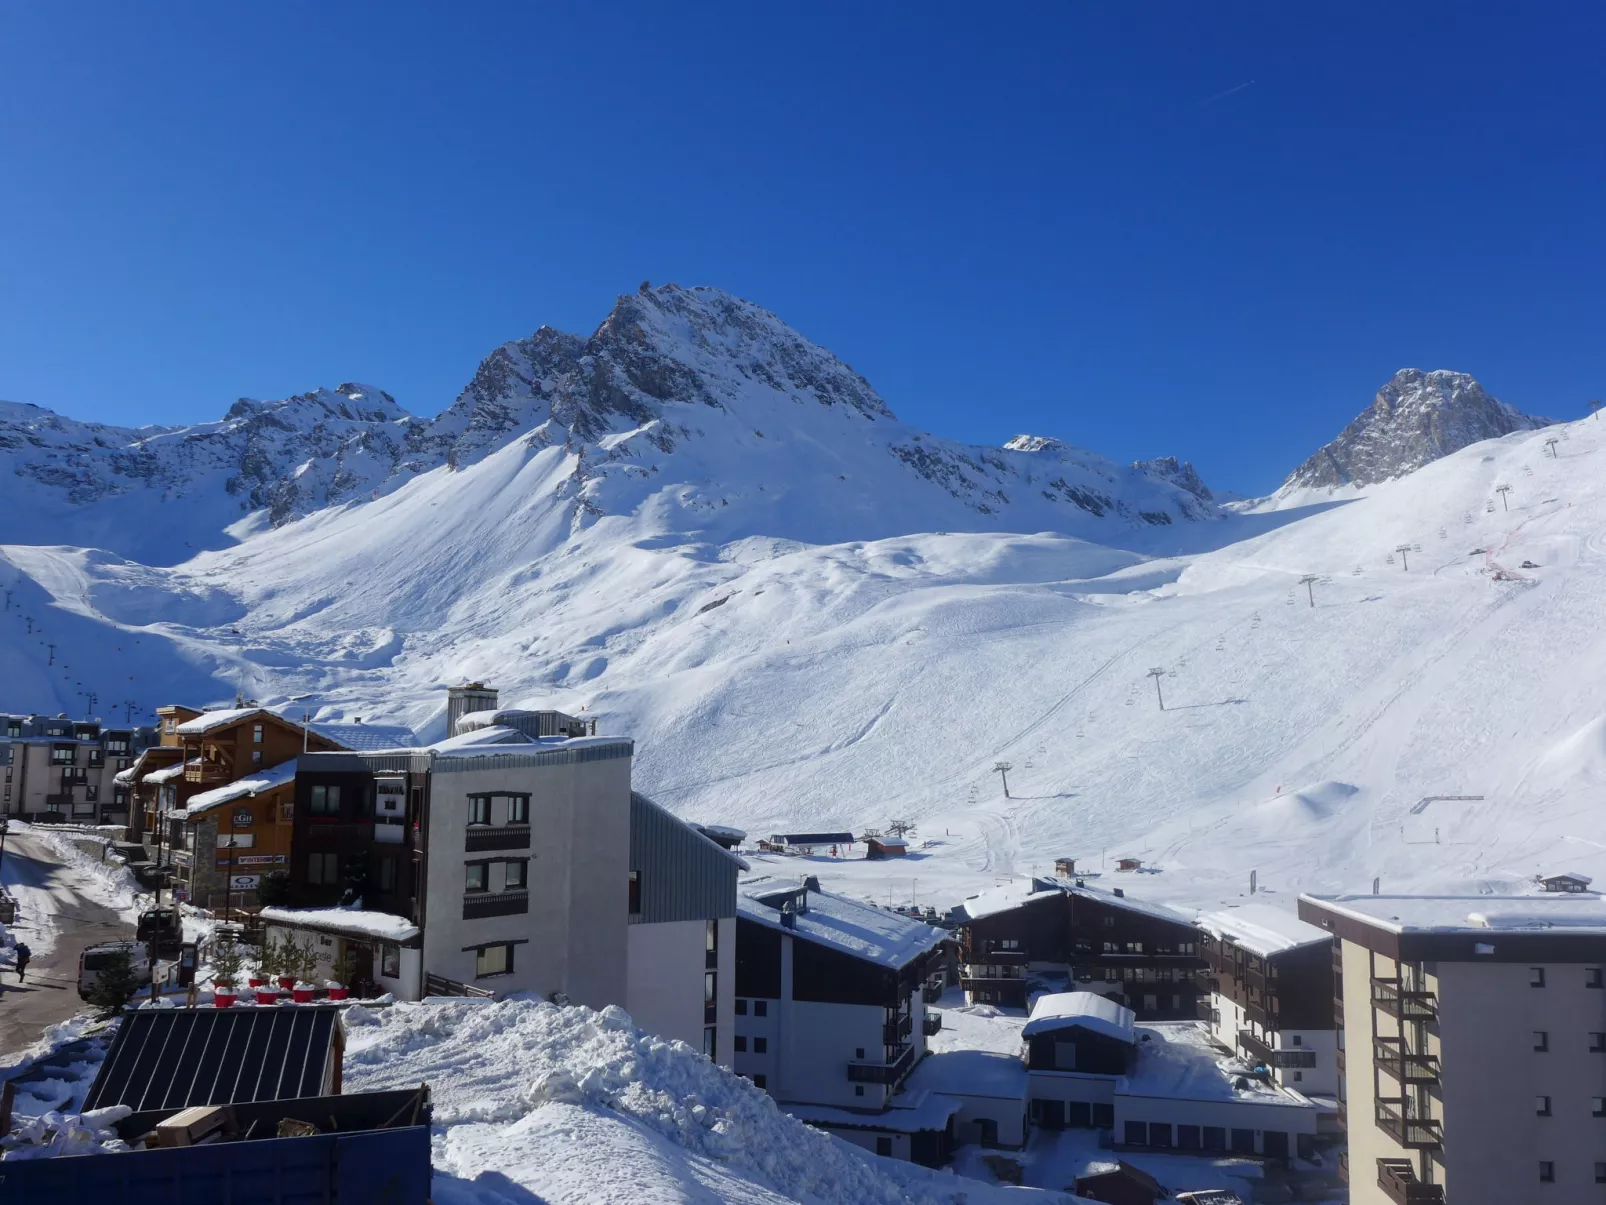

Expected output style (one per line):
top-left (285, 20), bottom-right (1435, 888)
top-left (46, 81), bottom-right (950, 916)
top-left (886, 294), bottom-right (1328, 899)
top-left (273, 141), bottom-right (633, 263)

top-left (883, 1013), bottom-right (913, 1044)
top-left (972, 949), bottom-right (1028, 965)
top-left (466, 824), bottom-right (532, 852)
top-left (463, 890), bottom-right (530, 920)
top-left (1374, 1037), bottom-right (1441, 1085)
top-left (961, 966), bottom-right (1025, 982)
top-left (1196, 997), bottom-right (1218, 1022)
top-left (185, 761), bottom-right (231, 784)
top-left (922, 983), bottom-right (943, 1004)
top-left (1239, 1030), bottom-right (1316, 1069)
top-left (922, 1014), bottom-right (942, 1037)
top-left (1376, 1100), bottom-right (1443, 1150)
top-left (1377, 1159), bottom-right (1445, 1203)
top-left (1372, 979), bottom-right (1437, 1022)
top-left (847, 1044), bottom-right (915, 1085)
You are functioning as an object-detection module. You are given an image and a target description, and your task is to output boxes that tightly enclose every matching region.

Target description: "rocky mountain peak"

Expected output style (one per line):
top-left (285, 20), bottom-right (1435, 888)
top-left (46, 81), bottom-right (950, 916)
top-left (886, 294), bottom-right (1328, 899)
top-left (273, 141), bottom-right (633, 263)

top-left (1135, 455), bottom-right (1213, 501)
top-left (1282, 368), bottom-right (1552, 492)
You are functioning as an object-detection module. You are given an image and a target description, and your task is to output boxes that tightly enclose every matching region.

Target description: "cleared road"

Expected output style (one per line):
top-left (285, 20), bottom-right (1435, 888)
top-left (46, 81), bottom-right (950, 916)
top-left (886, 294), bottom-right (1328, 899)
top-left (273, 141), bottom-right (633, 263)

top-left (0, 830), bottom-right (131, 1059)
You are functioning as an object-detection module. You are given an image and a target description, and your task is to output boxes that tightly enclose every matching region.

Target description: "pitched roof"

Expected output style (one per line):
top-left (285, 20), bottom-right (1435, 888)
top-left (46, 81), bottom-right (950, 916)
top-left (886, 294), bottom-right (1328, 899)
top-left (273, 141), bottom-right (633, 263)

top-left (737, 877), bottom-right (947, 970)
top-left (1023, 991), bottom-right (1136, 1042)
top-left (177, 759), bottom-right (298, 818)
top-left (173, 707), bottom-right (269, 735)
top-left (144, 760), bottom-right (195, 784)
top-left (769, 832), bottom-right (856, 845)
top-left (309, 720), bottom-right (419, 751)
top-left (82, 1006), bottom-right (340, 1112)
top-left (1194, 903), bottom-right (1331, 958)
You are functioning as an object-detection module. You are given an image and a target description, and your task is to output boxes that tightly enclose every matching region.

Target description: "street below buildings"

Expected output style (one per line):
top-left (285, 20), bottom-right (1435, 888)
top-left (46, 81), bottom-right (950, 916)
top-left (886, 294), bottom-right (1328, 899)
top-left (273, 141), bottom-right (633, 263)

top-left (0, 829), bottom-right (132, 1059)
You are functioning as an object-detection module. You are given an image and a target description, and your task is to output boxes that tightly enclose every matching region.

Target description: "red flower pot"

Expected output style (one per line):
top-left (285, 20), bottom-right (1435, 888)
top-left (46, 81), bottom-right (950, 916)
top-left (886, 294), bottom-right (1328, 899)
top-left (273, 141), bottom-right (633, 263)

top-left (215, 989), bottom-right (237, 1009)
top-left (248, 977), bottom-right (268, 988)
top-left (292, 986), bottom-right (314, 1004)
top-left (327, 986), bottom-right (349, 1001)
top-left (256, 988), bottom-right (280, 1005)
top-left (277, 976), bottom-right (297, 991)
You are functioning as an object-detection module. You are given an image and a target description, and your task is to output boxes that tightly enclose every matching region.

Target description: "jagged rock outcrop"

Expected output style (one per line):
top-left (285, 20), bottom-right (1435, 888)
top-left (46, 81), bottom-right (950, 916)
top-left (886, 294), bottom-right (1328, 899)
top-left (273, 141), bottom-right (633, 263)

top-left (1283, 369), bottom-right (1551, 491)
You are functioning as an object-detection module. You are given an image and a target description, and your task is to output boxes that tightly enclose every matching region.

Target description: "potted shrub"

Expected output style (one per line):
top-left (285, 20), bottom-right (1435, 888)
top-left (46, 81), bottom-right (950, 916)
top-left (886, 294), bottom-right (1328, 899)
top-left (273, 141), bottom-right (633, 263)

top-left (247, 936), bottom-right (273, 989)
top-left (211, 935), bottom-right (243, 1009)
top-left (275, 935), bottom-right (298, 992)
top-left (291, 936), bottom-right (319, 1003)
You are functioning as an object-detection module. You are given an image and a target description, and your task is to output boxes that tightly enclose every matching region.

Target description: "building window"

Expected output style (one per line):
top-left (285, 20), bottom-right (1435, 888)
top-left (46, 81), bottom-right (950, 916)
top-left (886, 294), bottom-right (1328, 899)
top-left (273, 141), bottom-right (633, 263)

top-left (465, 863), bottom-right (488, 893)
top-left (1292, 1034), bottom-right (1302, 1046)
top-left (508, 795), bottom-right (529, 824)
top-left (753, 1000), bottom-right (767, 1017)
top-left (856, 1047), bottom-right (865, 1060)
top-left (252, 723), bottom-right (264, 744)
top-left (628, 869), bottom-right (641, 914)
top-left (735, 999), bottom-right (748, 1016)
top-left (307, 851), bottom-right (339, 885)
top-left (309, 784), bottom-right (341, 817)
top-left (1589, 968), bottom-right (1604, 988)
top-left (753, 1037), bottom-right (767, 1054)
top-left (1592, 1097), bottom-right (1605, 1117)
top-left (85, 784), bottom-right (99, 802)
top-left (734, 1036), bottom-right (747, 1052)
top-left (381, 944), bottom-right (401, 978)
top-left (704, 971), bottom-right (717, 1023)
top-left (505, 861), bottom-right (527, 890)
top-left (1592, 1033), bottom-right (1606, 1053)
top-left (706, 919), bottom-right (718, 968)
top-left (50, 744), bottom-right (74, 765)
top-left (1539, 1162), bottom-right (1554, 1183)
top-left (251, 750), bottom-right (262, 765)
top-left (374, 856), bottom-right (398, 892)
top-left (855, 1085), bottom-right (864, 1096)
top-left (1535, 1031), bottom-right (1550, 1052)
top-left (468, 796), bottom-right (491, 826)
top-left (1596, 1163), bottom-right (1606, 1184)
top-left (875, 1137), bottom-right (892, 1157)
top-left (475, 943), bottom-right (513, 977)
top-left (752, 1074), bottom-right (766, 1089)
top-left (1124, 1121), bottom-right (1147, 1146)
top-left (1531, 967), bottom-right (1546, 987)
top-left (1536, 1095), bottom-right (1551, 1116)
top-left (1103, 916), bottom-right (1115, 928)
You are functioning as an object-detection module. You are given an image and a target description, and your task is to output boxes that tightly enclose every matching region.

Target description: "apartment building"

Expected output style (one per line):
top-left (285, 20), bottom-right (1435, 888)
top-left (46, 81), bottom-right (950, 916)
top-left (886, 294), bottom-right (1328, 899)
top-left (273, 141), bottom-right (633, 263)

top-left (1195, 904), bottom-right (1337, 1096)
top-left (734, 875), bottom-right (952, 1160)
top-left (262, 686), bottom-right (740, 1062)
top-left (1, 712), bottom-right (157, 825)
top-left (1299, 892), bottom-right (1606, 1204)
top-left (952, 876), bottom-right (1208, 1019)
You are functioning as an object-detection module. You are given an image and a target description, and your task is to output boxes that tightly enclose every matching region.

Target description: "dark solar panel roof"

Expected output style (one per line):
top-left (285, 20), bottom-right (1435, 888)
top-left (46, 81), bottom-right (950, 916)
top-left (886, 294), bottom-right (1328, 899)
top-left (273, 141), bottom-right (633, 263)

top-left (774, 832), bottom-right (855, 845)
top-left (83, 1007), bottom-right (340, 1113)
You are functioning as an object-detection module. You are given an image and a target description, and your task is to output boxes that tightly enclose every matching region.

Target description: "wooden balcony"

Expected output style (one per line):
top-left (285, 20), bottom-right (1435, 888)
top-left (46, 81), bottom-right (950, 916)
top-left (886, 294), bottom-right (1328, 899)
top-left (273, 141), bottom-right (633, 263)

top-left (883, 1013), bottom-right (913, 1044)
top-left (847, 1043), bottom-right (915, 1085)
top-left (185, 761), bottom-right (231, 784)
top-left (1240, 1029), bottom-right (1317, 1069)
top-left (1377, 1158), bottom-right (1445, 1203)
top-left (1376, 1100), bottom-right (1443, 1150)
top-left (465, 824), bottom-right (532, 852)
top-left (922, 1014), bottom-right (942, 1037)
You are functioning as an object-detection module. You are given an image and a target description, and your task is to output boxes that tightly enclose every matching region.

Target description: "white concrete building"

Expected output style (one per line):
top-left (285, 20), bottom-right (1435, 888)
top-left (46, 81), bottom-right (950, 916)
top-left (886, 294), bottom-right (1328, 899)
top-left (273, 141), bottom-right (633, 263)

top-left (1301, 891), bottom-right (1606, 1205)
top-left (2, 712), bottom-right (157, 825)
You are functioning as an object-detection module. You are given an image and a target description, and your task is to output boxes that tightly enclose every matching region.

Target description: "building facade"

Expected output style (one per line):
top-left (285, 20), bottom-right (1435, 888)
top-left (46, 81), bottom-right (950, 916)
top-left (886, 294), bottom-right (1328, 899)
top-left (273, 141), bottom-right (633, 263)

top-left (2, 712), bottom-right (157, 825)
top-left (1300, 892), bottom-right (1606, 1205)
top-left (1195, 904), bottom-right (1337, 1096)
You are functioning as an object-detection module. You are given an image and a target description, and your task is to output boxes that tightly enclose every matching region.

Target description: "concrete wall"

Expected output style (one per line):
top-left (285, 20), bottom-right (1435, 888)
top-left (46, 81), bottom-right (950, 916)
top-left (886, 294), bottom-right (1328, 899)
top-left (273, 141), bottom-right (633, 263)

top-left (1435, 958), bottom-right (1606, 1205)
top-left (421, 747), bottom-right (630, 1005)
top-left (627, 917), bottom-right (736, 1064)
top-left (265, 924), bottom-right (424, 1001)
top-left (828, 1127), bottom-right (910, 1161)
top-left (950, 1094), bottom-right (1028, 1148)
top-left (1027, 1070), bottom-right (1118, 1107)
top-left (1111, 1089), bottom-right (1317, 1155)
top-left (1340, 941), bottom-right (1407, 1205)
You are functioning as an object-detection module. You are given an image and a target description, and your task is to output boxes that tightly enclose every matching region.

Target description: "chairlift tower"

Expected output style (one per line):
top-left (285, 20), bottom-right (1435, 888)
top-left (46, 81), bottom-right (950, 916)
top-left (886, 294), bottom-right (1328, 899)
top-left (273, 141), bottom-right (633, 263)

top-left (1393, 545), bottom-right (1412, 571)
top-left (1146, 667), bottom-right (1167, 711)
top-left (992, 762), bottom-right (1013, 799)
top-left (1298, 574), bottom-right (1318, 607)
top-left (1495, 484), bottom-right (1512, 512)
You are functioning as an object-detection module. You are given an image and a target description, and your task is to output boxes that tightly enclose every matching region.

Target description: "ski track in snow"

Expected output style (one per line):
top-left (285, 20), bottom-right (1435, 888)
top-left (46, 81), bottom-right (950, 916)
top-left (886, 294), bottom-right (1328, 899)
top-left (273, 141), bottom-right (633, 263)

top-left (3, 409), bottom-right (1605, 921)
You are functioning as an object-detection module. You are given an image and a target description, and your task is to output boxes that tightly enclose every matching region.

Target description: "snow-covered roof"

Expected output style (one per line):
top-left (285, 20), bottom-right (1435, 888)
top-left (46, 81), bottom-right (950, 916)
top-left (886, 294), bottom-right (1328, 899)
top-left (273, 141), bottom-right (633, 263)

top-left (1541, 871), bottom-right (1593, 885)
top-left (950, 878), bottom-right (1060, 922)
top-left (177, 759), bottom-right (297, 818)
top-left (259, 905), bottom-right (420, 943)
top-left (871, 836), bottom-right (910, 848)
top-left (429, 725), bottom-right (536, 753)
top-left (785, 1091), bottom-right (963, 1133)
top-left (1120, 1022), bottom-right (1313, 1110)
top-left (1302, 893), bottom-right (1606, 935)
top-left (173, 707), bottom-right (266, 736)
top-left (737, 877), bottom-right (948, 970)
top-left (1194, 904), bottom-right (1331, 958)
top-left (1023, 991), bottom-right (1136, 1042)
top-left (901, 1049), bottom-right (1027, 1101)
top-left (144, 760), bottom-right (195, 783)
top-left (309, 720), bottom-right (418, 751)
top-left (692, 823), bottom-right (747, 841)
top-left (433, 733), bottom-right (629, 761)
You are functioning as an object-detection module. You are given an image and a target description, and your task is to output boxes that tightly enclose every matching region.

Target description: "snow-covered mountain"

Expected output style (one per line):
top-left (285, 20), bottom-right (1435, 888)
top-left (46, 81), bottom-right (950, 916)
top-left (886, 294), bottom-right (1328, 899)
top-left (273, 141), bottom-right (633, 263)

top-left (1280, 367), bottom-right (1551, 494)
top-left (0, 285), bottom-right (1218, 568)
top-left (4, 283), bottom-right (1600, 930)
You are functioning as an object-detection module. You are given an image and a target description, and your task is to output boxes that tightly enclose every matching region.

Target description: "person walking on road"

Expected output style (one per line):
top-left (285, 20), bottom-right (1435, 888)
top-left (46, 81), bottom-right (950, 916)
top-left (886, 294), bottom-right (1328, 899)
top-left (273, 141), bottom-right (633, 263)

top-left (14, 942), bottom-right (31, 981)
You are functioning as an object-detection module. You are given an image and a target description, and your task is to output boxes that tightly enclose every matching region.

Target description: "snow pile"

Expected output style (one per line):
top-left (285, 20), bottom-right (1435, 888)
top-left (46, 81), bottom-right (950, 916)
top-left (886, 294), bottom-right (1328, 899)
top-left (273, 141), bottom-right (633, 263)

top-left (0, 1105), bottom-right (130, 1161)
top-left (259, 904), bottom-right (420, 942)
top-left (343, 997), bottom-right (1067, 1204)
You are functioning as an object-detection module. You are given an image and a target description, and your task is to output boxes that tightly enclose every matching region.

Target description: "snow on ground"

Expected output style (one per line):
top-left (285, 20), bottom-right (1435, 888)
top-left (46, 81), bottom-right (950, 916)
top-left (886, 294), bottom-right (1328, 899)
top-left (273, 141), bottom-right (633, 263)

top-left (343, 996), bottom-right (1074, 1205)
top-left (5, 406), bottom-right (1606, 931)
top-left (0, 825), bottom-right (139, 963)
top-left (12, 825), bottom-right (141, 917)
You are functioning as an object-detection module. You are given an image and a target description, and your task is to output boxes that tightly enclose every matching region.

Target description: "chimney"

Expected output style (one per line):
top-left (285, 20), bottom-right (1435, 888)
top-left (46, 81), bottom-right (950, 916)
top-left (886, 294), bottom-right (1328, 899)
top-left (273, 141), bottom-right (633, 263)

top-left (446, 681), bottom-right (499, 737)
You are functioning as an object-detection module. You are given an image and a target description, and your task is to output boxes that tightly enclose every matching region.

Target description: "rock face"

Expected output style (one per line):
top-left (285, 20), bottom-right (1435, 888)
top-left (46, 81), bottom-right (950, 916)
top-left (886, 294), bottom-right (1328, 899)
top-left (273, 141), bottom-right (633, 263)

top-left (1283, 369), bottom-right (1551, 492)
top-left (0, 284), bottom-right (1217, 558)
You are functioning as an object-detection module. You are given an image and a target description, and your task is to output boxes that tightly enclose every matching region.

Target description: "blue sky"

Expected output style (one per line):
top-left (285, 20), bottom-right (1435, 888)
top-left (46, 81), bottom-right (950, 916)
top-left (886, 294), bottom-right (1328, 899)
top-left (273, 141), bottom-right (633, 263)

top-left (2, 4), bottom-right (1601, 495)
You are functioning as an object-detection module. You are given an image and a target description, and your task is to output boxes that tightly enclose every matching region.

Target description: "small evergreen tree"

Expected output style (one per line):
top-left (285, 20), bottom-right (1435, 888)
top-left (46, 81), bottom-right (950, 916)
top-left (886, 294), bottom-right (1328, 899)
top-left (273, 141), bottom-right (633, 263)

top-left (256, 869), bottom-right (292, 907)
top-left (85, 949), bottom-right (142, 1018)
top-left (211, 935), bottom-right (243, 986)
